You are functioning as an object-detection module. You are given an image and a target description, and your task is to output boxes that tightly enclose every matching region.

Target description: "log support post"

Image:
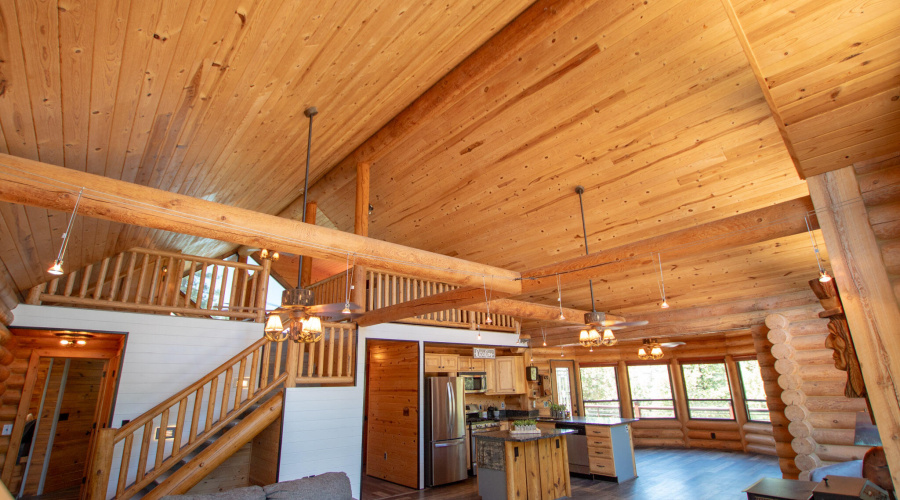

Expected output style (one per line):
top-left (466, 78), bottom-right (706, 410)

top-left (617, 360), bottom-right (633, 419)
top-left (86, 427), bottom-right (117, 500)
top-left (726, 354), bottom-right (750, 451)
top-left (352, 162), bottom-right (370, 309)
top-left (669, 359), bottom-right (691, 448)
top-left (807, 166), bottom-right (900, 490)
top-left (300, 201), bottom-right (317, 287)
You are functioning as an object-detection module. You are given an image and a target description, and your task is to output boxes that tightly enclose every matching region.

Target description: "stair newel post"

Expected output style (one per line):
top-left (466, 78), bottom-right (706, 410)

top-left (87, 427), bottom-right (117, 500)
top-left (285, 340), bottom-right (299, 388)
top-left (256, 256), bottom-right (272, 323)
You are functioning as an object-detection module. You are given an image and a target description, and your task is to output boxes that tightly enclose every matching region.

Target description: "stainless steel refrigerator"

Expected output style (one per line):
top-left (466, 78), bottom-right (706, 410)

top-left (425, 376), bottom-right (467, 487)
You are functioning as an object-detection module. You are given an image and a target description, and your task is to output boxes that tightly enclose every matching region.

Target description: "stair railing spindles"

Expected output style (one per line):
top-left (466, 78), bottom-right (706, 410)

top-left (205, 377), bottom-right (218, 433)
top-left (220, 367), bottom-right (233, 422)
top-left (235, 357), bottom-right (247, 411)
top-left (136, 423), bottom-right (152, 482)
top-left (196, 264), bottom-right (208, 310)
top-left (172, 397), bottom-right (188, 455)
top-left (249, 347), bottom-right (260, 398)
top-left (206, 265), bottom-right (219, 310)
top-left (155, 408), bottom-right (170, 468)
top-left (189, 387), bottom-right (203, 444)
top-left (117, 433), bottom-right (134, 494)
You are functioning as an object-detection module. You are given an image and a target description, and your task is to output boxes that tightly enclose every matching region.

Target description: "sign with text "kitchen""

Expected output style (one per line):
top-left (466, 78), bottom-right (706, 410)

top-left (473, 348), bottom-right (496, 359)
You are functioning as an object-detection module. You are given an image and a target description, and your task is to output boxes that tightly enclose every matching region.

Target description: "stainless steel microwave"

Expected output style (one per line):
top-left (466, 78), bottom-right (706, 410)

top-left (461, 372), bottom-right (487, 393)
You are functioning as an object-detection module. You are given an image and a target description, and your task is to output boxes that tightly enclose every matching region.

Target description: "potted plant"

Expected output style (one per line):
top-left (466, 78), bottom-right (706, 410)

top-left (511, 419), bottom-right (539, 434)
top-left (549, 403), bottom-right (567, 419)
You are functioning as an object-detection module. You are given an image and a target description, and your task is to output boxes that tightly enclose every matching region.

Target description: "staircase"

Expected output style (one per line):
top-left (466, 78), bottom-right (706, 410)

top-left (87, 338), bottom-right (289, 499)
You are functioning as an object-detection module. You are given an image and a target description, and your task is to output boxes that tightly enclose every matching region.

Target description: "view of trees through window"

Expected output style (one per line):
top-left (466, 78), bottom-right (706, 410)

top-left (179, 255), bottom-right (286, 318)
top-left (738, 360), bottom-right (770, 422)
top-left (580, 366), bottom-right (621, 417)
top-left (681, 362), bottom-right (734, 419)
top-left (555, 367), bottom-right (573, 413)
top-left (627, 364), bottom-right (675, 418)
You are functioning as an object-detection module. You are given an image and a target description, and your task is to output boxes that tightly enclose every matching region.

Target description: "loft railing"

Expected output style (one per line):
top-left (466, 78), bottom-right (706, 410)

top-left (27, 248), bottom-right (271, 321)
top-left (88, 337), bottom-right (288, 499)
top-left (306, 272), bottom-right (347, 308)
top-left (364, 270), bottom-right (517, 331)
top-left (289, 323), bottom-right (357, 385)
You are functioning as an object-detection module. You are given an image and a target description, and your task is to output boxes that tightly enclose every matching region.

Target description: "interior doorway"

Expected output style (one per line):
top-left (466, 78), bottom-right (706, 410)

top-left (550, 360), bottom-right (581, 417)
top-left (363, 339), bottom-right (419, 489)
top-left (1, 328), bottom-right (125, 499)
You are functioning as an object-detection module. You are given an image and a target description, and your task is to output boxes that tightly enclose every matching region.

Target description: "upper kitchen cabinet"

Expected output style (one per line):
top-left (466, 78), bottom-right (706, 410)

top-left (458, 357), bottom-right (485, 372)
top-left (424, 353), bottom-right (459, 373)
top-left (487, 356), bottom-right (526, 395)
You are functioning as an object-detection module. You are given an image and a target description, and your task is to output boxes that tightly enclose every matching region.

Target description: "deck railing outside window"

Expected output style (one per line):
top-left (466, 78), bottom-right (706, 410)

top-left (583, 400), bottom-right (622, 417)
top-left (685, 398), bottom-right (735, 419)
top-left (631, 398), bottom-right (676, 419)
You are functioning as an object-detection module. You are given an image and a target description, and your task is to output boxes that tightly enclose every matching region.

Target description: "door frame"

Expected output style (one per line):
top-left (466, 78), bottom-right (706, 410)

top-left (549, 360), bottom-right (582, 417)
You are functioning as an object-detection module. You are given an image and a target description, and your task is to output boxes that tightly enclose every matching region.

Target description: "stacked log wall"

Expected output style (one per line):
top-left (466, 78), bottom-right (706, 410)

top-left (750, 324), bottom-right (799, 478)
top-left (854, 154), bottom-right (900, 308)
top-left (765, 309), bottom-right (871, 479)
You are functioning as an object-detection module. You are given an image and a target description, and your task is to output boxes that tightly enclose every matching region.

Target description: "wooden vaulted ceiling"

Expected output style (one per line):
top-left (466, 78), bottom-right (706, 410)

top-left (0, 0), bottom-right (897, 331)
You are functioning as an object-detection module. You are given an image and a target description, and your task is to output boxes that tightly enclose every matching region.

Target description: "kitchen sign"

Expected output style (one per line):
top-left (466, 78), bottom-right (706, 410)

top-left (473, 348), bottom-right (496, 359)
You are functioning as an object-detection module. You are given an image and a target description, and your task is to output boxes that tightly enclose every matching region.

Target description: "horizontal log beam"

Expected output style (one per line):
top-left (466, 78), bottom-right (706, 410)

top-left (0, 154), bottom-right (521, 294)
top-left (520, 197), bottom-right (817, 293)
top-left (356, 287), bottom-right (494, 327)
top-left (464, 299), bottom-right (588, 324)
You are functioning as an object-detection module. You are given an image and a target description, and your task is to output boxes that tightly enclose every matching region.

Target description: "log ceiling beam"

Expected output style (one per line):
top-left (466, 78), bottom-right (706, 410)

top-left (719, 0), bottom-right (803, 179)
top-left (520, 197), bottom-right (817, 294)
top-left (464, 299), bottom-right (588, 324)
top-left (0, 154), bottom-right (522, 294)
top-left (281, 0), bottom-right (600, 222)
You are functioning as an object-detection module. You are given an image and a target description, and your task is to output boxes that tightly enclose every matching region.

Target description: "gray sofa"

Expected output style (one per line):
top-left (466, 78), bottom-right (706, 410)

top-left (160, 472), bottom-right (355, 500)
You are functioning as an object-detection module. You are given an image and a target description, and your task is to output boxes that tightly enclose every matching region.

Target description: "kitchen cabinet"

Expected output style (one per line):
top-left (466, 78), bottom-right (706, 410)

top-left (457, 356), bottom-right (485, 372)
top-left (424, 353), bottom-right (459, 372)
top-left (493, 356), bottom-right (526, 394)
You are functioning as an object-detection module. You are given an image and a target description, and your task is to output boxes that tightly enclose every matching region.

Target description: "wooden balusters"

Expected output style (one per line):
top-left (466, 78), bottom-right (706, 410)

top-left (94, 338), bottom-right (288, 499)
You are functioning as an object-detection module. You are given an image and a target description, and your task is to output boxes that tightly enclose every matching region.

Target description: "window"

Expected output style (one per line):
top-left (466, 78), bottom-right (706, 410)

top-left (681, 362), bottom-right (734, 420)
top-left (555, 366), bottom-right (574, 413)
top-left (737, 359), bottom-right (770, 422)
top-left (580, 366), bottom-right (621, 417)
top-left (627, 364), bottom-right (675, 418)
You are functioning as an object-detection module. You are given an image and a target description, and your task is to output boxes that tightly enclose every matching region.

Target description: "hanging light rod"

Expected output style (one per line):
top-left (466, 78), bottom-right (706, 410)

top-left (48, 187), bottom-right (85, 275)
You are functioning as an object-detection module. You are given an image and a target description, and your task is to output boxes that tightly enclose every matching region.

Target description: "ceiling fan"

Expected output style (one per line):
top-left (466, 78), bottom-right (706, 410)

top-left (263, 106), bottom-right (362, 343)
top-left (563, 186), bottom-right (649, 350)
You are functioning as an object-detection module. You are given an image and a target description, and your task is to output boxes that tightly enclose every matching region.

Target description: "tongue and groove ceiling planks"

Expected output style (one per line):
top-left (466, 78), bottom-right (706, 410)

top-left (0, 0), bottom-right (896, 326)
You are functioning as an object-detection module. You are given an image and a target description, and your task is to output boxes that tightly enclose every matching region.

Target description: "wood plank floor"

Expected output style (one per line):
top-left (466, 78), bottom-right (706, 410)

top-left (361, 447), bottom-right (781, 499)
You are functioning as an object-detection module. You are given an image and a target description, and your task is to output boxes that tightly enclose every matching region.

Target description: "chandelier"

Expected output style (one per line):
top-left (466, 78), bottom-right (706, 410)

top-left (637, 339), bottom-right (664, 360)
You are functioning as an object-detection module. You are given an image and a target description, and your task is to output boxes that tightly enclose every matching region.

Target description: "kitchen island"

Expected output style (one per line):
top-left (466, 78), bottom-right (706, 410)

top-left (474, 428), bottom-right (575, 500)
top-left (538, 417), bottom-right (638, 481)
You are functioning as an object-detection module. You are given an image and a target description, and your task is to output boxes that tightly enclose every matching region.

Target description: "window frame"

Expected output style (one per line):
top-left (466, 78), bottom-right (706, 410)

top-left (735, 358), bottom-right (771, 423)
top-left (626, 362), bottom-right (678, 420)
top-left (578, 363), bottom-right (622, 418)
top-left (679, 358), bottom-right (736, 421)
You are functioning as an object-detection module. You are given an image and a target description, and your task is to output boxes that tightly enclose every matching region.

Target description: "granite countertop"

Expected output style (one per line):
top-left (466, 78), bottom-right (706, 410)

top-left (536, 416), bottom-right (638, 426)
top-left (474, 428), bottom-right (576, 442)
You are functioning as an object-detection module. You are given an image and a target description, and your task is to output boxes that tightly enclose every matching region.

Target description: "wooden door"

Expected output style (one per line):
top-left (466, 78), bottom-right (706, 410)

top-left (365, 340), bottom-right (419, 488)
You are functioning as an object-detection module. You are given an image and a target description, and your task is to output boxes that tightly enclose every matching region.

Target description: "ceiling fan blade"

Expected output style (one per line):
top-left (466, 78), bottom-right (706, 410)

top-left (660, 341), bottom-right (685, 348)
top-left (307, 302), bottom-right (363, 314)
top-left (612, 320), bottom-right (649, 328)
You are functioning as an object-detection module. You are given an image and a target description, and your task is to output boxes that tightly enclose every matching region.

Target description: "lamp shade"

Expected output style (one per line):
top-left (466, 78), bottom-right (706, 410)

top-left (48, 260), bottom-right (64, 275)
top-left (303, 315), bottom-right (322, 334)
top-left (265, 315), bottom-right (284, 333)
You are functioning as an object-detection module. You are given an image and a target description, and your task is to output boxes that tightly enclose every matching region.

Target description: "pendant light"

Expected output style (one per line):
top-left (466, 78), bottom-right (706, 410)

top-left (48, 188), bottom-right (85, 275)
top-left (657, 253), bottom-right (669, 309)
top-left (575, 186), bottom-right (617, 348)
top-left (805, 216), bottom-right (832, 282)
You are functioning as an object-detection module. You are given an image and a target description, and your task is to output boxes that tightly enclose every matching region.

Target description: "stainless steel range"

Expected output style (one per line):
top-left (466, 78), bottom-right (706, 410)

top-left (467, 420), bottom-right (501, 476)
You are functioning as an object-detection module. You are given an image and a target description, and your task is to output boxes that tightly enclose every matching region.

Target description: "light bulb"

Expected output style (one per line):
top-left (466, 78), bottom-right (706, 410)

top-left (661, 299), bottom-right (669, 309)
top-left (341, 303), bottom-right (352, 315)
top-left (76, 339), bottom-right (86, 346)
top-left (819, 271), bottom-right (832, 282)
top-left (558, 313), bottom-right (565, 320)
top-left (60, 339), bottom-right (70, 346)
top-left (477, 331), bottom-right (482, 340)
top-left (543, 341), bottom-right (547, 347)
top-left (485, 317), bottom-right (493, 324)
top-left (48, 260), bottom-right (64, 275)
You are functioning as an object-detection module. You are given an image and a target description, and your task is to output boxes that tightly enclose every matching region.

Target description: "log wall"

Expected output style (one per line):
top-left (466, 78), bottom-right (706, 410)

top-left (751, 325), bottom-right (799, 479)
top-left (765, 309), bottom-right (871, 479)
top-left (855, 154), bottom-right (900, 308)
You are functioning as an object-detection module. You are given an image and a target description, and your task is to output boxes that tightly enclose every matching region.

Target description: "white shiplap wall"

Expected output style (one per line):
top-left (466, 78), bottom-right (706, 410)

top-left (278, 322), bottom-right (523, 495)
top-left (10, 304), bottom-right (262, 498)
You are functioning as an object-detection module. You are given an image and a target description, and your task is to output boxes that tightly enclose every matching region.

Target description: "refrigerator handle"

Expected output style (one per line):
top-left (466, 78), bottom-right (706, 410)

top-left (435, 441), bottom-right (463, 448)
top-left (447, 381), bottom-right (454, 437)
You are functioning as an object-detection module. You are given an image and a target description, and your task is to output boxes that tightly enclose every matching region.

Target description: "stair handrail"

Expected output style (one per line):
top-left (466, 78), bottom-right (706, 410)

top-left (89, 336), bottom-right (287, 499)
